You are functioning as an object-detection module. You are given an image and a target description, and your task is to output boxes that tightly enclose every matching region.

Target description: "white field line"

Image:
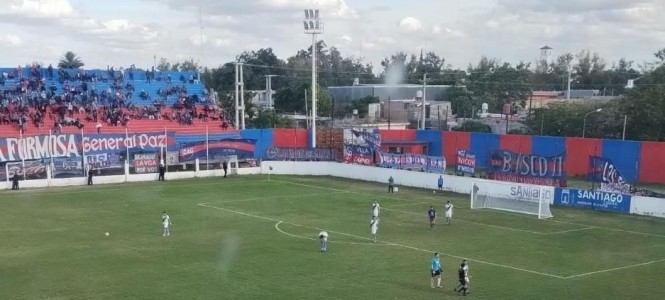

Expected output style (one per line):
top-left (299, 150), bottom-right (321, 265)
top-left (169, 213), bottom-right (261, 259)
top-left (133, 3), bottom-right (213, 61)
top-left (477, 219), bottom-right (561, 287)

top-left (383, 207), bottom-right (596, 235)
top-left (199, 191), bottom-right (349, 205)
top-left (564, 259), bottom-right (665, 279)
top-left (272, 179), bottom-right (665, 239)
top-left (198, 202), bottom-right (566, 280)
top-left (0, 178), bottom-right (265, 199)
top-left (274, 221), bottom-right (387, 246)
top-left (388, 201), bottom-right (433, 208)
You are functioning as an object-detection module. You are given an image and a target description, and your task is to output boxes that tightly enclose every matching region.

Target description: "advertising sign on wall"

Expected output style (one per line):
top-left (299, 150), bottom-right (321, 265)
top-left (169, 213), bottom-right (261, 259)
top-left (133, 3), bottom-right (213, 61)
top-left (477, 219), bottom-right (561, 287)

top-left (554, 188), bottom-right (631, 213)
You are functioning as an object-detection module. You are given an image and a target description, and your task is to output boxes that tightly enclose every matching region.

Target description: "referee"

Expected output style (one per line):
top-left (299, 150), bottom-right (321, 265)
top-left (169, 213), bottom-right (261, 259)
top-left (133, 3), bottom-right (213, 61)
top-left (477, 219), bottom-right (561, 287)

top-left (430, 253), bottom-right (442, 288)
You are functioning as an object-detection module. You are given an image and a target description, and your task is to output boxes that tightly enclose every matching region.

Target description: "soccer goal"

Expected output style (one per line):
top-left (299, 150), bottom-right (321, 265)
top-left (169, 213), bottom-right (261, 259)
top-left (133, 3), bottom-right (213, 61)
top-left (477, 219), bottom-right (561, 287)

top-left (470, 181), bottom-right (553, 219)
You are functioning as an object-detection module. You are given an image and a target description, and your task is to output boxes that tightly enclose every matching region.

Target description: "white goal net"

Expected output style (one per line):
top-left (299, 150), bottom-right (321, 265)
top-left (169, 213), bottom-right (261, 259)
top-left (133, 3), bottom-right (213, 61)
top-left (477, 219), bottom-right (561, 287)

top-left (470, 181), bottom-right (553, 219)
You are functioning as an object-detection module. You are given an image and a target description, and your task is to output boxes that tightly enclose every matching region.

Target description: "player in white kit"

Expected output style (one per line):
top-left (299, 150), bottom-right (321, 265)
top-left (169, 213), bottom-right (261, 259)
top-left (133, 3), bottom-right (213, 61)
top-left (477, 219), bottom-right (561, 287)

top-left (444, 201), bottom-right (453, 225)
top-left (371, 201), bottom-right (380, 218)
top-left (318, 231), bottom-right (328, 252)
top-left (162, 211), bottom-right (171, 236)
top-left (370, 217), bottom-right (379, 242)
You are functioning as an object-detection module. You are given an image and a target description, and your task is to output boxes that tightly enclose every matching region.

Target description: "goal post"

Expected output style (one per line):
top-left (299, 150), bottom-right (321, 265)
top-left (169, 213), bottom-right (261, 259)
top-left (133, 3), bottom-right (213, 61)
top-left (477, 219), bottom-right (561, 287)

top-left (470, 181), bottom-right (553, 219)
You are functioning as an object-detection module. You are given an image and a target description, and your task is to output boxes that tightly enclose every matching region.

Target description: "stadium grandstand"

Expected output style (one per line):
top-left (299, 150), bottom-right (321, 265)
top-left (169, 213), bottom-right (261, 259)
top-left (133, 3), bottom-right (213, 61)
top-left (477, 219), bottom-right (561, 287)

top-left (0, 64), bottom-right (232, 137)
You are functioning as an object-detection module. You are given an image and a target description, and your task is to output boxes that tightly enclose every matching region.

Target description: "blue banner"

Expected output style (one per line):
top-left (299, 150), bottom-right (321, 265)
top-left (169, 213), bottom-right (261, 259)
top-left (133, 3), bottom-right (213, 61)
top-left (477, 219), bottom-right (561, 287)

top-left (0, 132), bottom-right (176, 162)
top-left (351, 129), bottom-right (381, 151)
top-left (179, 139), bottom-right (256, 161)
top-left (456, 150), bottom-right (476, 174)
top-left (554, 188), bottom-right (631, 213)
top-left (343, 145), bottom-right (373, 165)
top-left (377, 152), bottom-right (445, 173)
top-left (264, 147), bottom-right (335, 161)
top-left (488, 149), bottom-right (566, 187)
top-left (587, 156), bottom-right (631, 194)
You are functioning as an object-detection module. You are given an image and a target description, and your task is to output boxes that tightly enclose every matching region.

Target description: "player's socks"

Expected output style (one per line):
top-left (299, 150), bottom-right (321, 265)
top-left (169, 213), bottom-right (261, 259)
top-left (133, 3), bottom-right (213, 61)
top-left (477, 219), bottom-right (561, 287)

top-left (430, 279), bottom-right (435, 288)
top-left (436, 278), bottom-right (441, 287)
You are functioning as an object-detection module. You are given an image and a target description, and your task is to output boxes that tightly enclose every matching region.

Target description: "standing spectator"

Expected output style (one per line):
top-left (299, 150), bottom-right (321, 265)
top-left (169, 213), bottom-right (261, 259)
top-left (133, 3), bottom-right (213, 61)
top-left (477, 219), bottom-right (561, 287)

top-left (222, 160), bottom-right (228, 178)
top-left (388, 176), bottom-right (395, 193)
top-left (12, 173), bottom-right (20, 190)
top-left (87, 166), bottom-right (94, 185)
top-left (96, 121), bottom-right (102, 134)
top-left (158, 163), bottom-right (165, 181)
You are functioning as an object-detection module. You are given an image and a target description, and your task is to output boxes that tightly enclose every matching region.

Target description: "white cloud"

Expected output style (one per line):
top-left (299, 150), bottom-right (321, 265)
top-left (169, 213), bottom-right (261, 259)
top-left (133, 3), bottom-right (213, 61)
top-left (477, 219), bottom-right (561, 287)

top-left (190, 34), bottom-right (208, 46)
top-left (0, 34), bottom-right (22, 46)
top-left (7, 0), bottom-right (75, 18)
top-left (377, 37), bottom-right (395, 45)
top-left (399, 17), bottom-right (423, 33)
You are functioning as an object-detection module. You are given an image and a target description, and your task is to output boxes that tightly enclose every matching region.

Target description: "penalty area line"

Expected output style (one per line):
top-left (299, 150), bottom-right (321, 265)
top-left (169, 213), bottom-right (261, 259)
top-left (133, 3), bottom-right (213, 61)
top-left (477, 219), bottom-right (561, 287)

top-left (198, 202), bottom-right (566, 280)
top-left (273, 179), bottom-right (665, 239)
top-left (198, 191), bottom-right (349, 206)
top-left (564, 258), bottom-right (665, 279)
top-left (274, 221), bottom-right (387, 246)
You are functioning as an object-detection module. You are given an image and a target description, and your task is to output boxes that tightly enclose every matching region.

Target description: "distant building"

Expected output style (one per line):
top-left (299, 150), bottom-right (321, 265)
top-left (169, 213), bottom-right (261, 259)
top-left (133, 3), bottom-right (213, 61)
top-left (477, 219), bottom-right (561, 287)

top-left (379, 99), bottom-right (452, 125)
top-left (328, 83), bottom-right (453, 103)
top-left (248, 90), bottom-right (275, 109)
top-left (540, 45), bottom-right (553, 64)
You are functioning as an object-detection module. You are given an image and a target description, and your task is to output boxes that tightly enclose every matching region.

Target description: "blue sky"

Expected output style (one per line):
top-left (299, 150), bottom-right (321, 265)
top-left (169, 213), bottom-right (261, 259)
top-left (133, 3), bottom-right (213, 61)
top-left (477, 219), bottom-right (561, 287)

top-left (0, 0), bottom-right (663, 73)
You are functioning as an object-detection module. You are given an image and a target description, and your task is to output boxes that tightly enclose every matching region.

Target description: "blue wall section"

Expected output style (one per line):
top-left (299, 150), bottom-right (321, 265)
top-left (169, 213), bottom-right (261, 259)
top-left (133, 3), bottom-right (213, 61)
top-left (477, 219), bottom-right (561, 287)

top-left (470, 133), bottom-right (500, 168)
top-left (241, 129), bottom-right (274, 158)
top-left (174, 132), bottom-right (242, 149)
top-left (532, 136), bottom-right (567, 157)
top-left (601, 139), bottom-right (641, 182)
top-left (416, 130), bottom-right (443, 157)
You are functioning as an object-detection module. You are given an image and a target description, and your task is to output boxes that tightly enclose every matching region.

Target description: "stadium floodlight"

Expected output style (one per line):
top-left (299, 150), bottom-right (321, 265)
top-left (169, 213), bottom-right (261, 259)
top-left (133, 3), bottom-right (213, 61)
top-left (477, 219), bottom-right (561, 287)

top-left (303, 9), bottom-right (323, 148)
top-left (470, 181), bottom-right (553, 219)
top-left (582, 108), bottom-right (602, 138)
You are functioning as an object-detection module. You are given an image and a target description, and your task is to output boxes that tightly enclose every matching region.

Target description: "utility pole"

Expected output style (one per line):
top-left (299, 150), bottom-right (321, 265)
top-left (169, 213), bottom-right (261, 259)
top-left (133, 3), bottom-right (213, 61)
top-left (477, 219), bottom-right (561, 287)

top-left (304, 89), bottom-right (309, 129)
top-left (234, 62), bottom-right (240, 128)
top-left (265, 75), bottom-right (277, 109)
top-left (567, 65), bottom-right (572, 100)
top-left (421, 74), bottom-right (427, 130)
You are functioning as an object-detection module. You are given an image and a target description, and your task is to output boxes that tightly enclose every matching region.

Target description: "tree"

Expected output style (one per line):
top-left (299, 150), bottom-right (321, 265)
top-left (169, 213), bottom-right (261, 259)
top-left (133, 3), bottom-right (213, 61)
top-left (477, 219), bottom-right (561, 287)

top-left (156, 58), bottom-right (171, 71)
top-left (465, 57), bottom-right (532, 113)
top-left (274, 82), bottom-right (331, 116)
top-left (248, 108), bottom-right (294, 129)
top-left (525, 102), bottom-right (604, 137)
top-left (456, 120), bottom-right (491, 133)
top-left (57, 51), bottom-right (84, 69)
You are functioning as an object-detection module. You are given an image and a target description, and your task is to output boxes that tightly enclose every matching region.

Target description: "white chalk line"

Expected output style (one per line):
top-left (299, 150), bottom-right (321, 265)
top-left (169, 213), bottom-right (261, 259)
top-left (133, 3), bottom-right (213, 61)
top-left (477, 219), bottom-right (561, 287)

top-left (272, 179), bottom-right (665, 239)
top-left (383, 207), bottom-right (596, 235)
top-left (197, 202), bottom-right (566, 280)
top-left (388, 201), bottom-right (433, 208)
top-left (563, 259), bottom-right (665, 279)
top-left (199, 191), bottom-right (350, 205)
top-left (274, 221), bottom-right (387, 246)
top-left (0, 177), bottom-right (265, 199)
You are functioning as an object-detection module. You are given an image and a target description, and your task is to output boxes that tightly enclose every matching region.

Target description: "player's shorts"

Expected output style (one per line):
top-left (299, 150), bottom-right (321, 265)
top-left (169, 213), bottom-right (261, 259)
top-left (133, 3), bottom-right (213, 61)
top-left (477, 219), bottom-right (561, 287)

top-left (465, 277), bottom-right (470, 284)
top-left (163, 224), bottom-right (169, 229)
top-left (459, 278), bottom-right (466, 285)
top-left (445, 213), bottom-right (452, 218)
top-left (431, 270), bottom-right (441, 277)
top-left (438, 184), bottom-right (443, 189)
top-left (429, 217), bottom-right (436, 223)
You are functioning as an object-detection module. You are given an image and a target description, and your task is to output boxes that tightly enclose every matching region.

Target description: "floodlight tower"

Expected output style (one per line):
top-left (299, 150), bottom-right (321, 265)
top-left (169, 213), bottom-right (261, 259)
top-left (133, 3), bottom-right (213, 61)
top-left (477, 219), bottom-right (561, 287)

top-left (304, 9), bottom-right (323, 148)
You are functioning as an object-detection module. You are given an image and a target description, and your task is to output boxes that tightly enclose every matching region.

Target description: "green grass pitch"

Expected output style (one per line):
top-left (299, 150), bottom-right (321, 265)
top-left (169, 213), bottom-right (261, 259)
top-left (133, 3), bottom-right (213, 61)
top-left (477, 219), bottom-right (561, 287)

top-left (1, 175), bottom-right (664, 299)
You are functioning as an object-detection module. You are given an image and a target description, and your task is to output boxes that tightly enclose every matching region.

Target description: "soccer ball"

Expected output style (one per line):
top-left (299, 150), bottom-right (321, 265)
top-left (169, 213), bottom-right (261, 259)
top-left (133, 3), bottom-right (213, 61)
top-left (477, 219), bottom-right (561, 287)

top-left (105, 232), bottom-right (110, 237)
top-left (433, 190), bottom-right (436, 194)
